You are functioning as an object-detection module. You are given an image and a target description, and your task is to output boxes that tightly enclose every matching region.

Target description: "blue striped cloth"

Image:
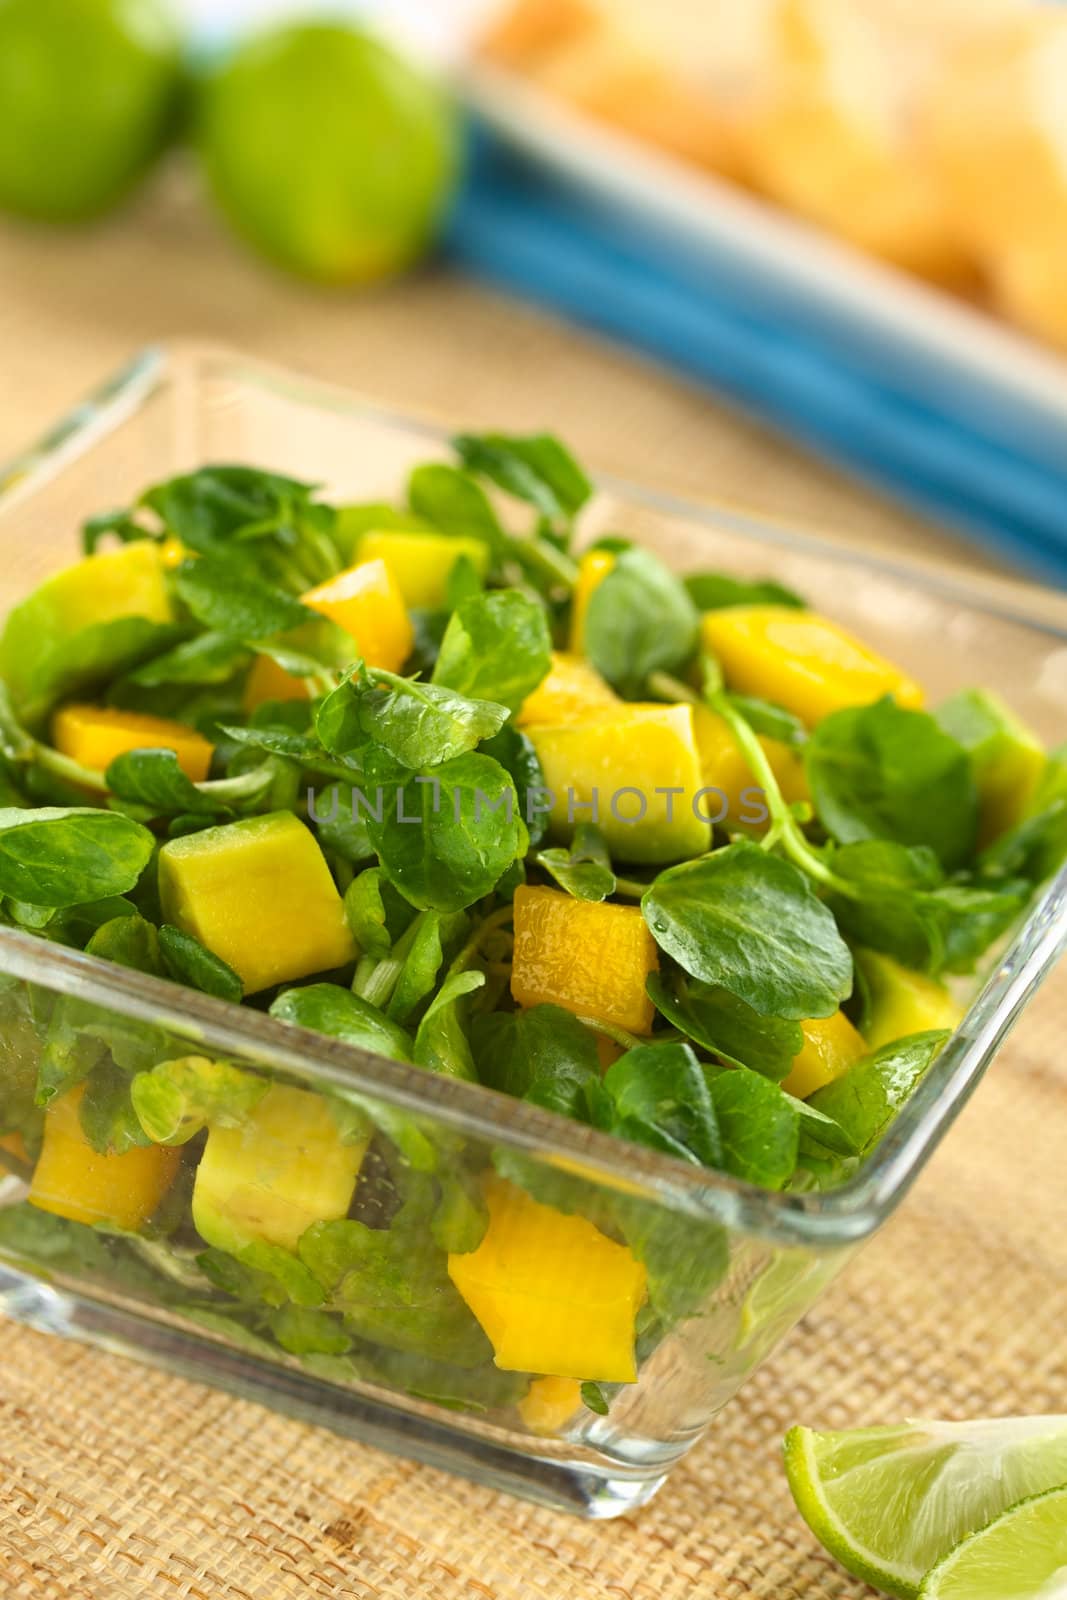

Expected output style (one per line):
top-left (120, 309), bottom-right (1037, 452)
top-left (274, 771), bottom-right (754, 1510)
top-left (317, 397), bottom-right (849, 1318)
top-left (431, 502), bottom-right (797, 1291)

top-left (445, 131), bottom-right (1067, 588)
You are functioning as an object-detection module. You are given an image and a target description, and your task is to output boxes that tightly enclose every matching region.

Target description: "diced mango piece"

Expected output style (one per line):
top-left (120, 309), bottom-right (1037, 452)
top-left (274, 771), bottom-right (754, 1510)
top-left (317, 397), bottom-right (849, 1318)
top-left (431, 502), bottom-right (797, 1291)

top-left (569, 548), bottom-right (616, 653)
top-left (53, 704), bottom-right (214, 783)
top-left (193, 1082), bottom-right (367, 1256)
top-left (935, 689), bottom-right (1048, 847)
top-left (517, 651), bottom-right (619, 727)
top-left (856, 949), bottom-right (964, 1051)
top-left (511, 884), bottom-right (658, 1033)
top-left (302, 558), bottom-right (413, 674)
top-left (518, 1375), bottom-right (584, 1435)
top-left (781, 1010), bottom-right (867, 1100)
top-left (357, 531), bottom-right (490, 610)
top-left (693, 705), bottom-right (809, 828)
top-left (159, 811), bottom-right (356, 995)
top-left (28, 1085), bottom-right (180, 1232)
top-left (526, 703), bottom-right (710, 864)
top-left (701, 606), bottom-right (924, 727)
top-left (242, 650), bottom-right (314, 711)
top-left (448, 1175), bottom-right (647, 1381)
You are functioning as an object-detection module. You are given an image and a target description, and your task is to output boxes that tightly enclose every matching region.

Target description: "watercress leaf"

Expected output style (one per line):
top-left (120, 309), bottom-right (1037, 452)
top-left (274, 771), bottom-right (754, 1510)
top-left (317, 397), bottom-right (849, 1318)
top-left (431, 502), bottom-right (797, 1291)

top-left (453, 432), bottom-right (592, 521)
top-left (471, 1004), bottom-right (600, 1116)
top-left (791, 1096), bottom-right (859, 1158)
top-left (339, 669), bottom-right (511, 769)
top-left (344, 868), bottom-right (393, 960)
top-left (536, 822), bottom-right (616, 901)
top-left (271, 1305), bottom-right (352, 1357)
top-left (387, 912), bottom-right (446, 1025)
top-left (646, 972), bottom-right (803, 1079)
top-left (643, 841), bottom-right (852, 1020)
top-left (142, 465), bottom-right (316, 549)
top-left (445, 552), bottom-right (484, 609)
top-left (413, 971), bottom-right (485, 1082)
top-left (105, 749), bottom-right (218, 817)
top-left (0, 808), bottom-right (155, 907)
top-left (82, 507), bottom-right (153, 553)
top-left (806, 698), bottom-right (979, 871)
top-left (158, 925), bottom-right (243, 1003)
top-left (978, 793), bottom-right (1067, 887)
top-left (79, 1059), bottom-right (153, 1155)
top-left (123, 631), bottom-right (250, 688)
top-left (314, 673), bottom-right (367, 759)
top-left (584, 547), bottom-right (698, 697)
top-left (581, 1381), bottom-right (610, 1415)
top-left (173, 556), bottom-right (315, 640)
top-left (5, 616), bottom-right (187, 729)
top-left (707, 1069), bottom-right (799, 1189)
top-left (926, 880), bottom-right (1029, 975)
top-left (408, 463), bottom-right (505, 553)
top-left (131, 1055), bottom-right (269, 1145)
top-left (432, 590), bottom-right (552, 715)
top-left (808, 1030), bottom-right (949, 1156)
top-left (826, 839), bottom-right (946, 972)
top-left (478, 725), bottom-right (547, 848)
top-left (310, 783), bottom-right (377, 866)
top-left (218, 721), bottom-right (335, 770)
top-left (270, 982), bottom-right (414, 1064)
top-left (602, 1042), bottom-right (723, 1168)
top-left (366, 746), bottom-right (528, 913)
top-left (726, 694), bottom-right (806, 749)
top-left (685, 573), bottom-right (805, 611)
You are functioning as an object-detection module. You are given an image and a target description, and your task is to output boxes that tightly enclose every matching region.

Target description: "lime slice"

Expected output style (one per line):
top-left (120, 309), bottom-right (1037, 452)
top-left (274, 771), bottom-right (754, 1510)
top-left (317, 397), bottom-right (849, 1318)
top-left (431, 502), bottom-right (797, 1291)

top-left (919, 1486), bottom-right (1067, 1599)
top-left (785, 1418), bottom-right (1067, 1598)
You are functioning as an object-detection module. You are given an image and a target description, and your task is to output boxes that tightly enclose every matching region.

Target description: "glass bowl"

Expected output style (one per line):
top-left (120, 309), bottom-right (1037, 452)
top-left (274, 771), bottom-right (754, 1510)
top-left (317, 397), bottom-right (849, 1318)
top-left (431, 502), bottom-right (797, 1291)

top-left (0, 343), bottom-right (1064, 1519)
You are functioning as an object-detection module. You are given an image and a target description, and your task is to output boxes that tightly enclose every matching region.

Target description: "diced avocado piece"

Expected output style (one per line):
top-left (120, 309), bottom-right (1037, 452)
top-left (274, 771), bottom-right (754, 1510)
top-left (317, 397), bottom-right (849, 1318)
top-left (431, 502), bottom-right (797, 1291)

top-left (0, 542), bottom-right (174, 724)
top-left (935, 688), bottom-right (1047, 845)
top-left (193, 1082), bottom-right (368, 1255)
top-left (525, 703), bottom-right (710, 864)
top-left (158, 812), bottom-right (356, 996)
top-left (357, 530), bottom-right (490, 610)
top-left (855, 949), bottom-right (963, 1051)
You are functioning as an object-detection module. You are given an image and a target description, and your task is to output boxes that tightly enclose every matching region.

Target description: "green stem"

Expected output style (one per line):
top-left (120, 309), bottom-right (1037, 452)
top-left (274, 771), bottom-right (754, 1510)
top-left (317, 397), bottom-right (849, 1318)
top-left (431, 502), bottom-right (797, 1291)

top-left (359, 911), bottom-right (433, 1010)
top-left (351, 955), bottom-right (377, 997)
top-left (33, 745), bottom-right (110, 794)
top-left (576, 1016), bottom-right (646, 1052)
top-left (613, 875), bottom-right (653, 901)
top-left (447, 904), bottom-right (515, 980)
top-left (198, 765), bottom-right (276, 804)
top-left (514, 536), bottom-right (580, 591)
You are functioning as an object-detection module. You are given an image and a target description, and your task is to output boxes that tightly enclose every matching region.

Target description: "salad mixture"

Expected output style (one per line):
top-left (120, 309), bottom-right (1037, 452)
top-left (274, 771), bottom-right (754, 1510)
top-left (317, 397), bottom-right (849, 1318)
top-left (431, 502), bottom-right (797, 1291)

top-left (0, 433), bottom-right (1064, 1429)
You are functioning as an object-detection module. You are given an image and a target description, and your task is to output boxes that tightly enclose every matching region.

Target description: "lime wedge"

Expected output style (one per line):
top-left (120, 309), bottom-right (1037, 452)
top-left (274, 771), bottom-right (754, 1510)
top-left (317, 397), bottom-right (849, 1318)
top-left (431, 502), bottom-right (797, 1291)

top-left (919, 1486), bottom-right (1067, 1599)
top-left (784, 1418), bottom-right (1067, 1598)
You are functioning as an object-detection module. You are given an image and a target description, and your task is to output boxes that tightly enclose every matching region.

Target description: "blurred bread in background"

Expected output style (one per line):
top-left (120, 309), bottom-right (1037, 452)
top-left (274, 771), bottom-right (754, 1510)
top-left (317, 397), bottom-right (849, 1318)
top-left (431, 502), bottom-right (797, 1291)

top-left (478, 0), bottom-right (1067, 349)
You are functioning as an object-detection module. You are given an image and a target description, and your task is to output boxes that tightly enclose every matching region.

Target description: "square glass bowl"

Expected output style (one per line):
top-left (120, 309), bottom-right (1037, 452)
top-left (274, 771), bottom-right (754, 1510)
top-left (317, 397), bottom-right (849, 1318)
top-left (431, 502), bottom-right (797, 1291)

top-left (0, 343), bottom-right (1065, 1519)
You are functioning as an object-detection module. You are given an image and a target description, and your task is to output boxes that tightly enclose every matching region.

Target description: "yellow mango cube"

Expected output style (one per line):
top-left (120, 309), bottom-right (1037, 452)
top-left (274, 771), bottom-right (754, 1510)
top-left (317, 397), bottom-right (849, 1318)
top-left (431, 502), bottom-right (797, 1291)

top-left (53, 704), bottom-right (214, 783)
top-left (29, 1085), bottom-right (180, 1232)
top-left (693, 705), bottom-right (809, 828)
top-left (701, 606), bottom-right (924, 727)
top-left (569, 548), bottom-right (616, 653)
top-left (517, 651), bottom-right (619, 727)
top-left (158, 812), bottom-right (356, 996)
top-left (356, 530), bottom-right (490, 610)
top-left (518, 1375), bottom-right (584, 1435)
top-left (526, 703), bottom-right (710, 864)
top-left (193, 1083), bottom-right (368, 1255)
top-left (856, 950), bottom-right (963, 1051)
top-left (302, 558), bottom-right (413, 674)
top-left (448, 1175), bottom-right (647, 1381)
top-left (781, 1010), bottom-right (867, 1100)
top-left (242, 650), bottom-right (315, 711)
top-left (511, 884), bottom-right (658, 1033)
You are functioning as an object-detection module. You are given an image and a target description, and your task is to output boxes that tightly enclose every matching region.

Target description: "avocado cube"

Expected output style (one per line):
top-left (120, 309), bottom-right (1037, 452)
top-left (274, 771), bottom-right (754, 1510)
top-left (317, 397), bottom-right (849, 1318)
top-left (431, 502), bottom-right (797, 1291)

top-left (193, 1082), bottom-right (367, 1255)
top-left (357, 530), bottom-right (490, 610)
top-left (935, 688), bottom-right (1047, 845)
top-left (855, 949), bottom-right (963, 1051)
top-left (158, 812), bottom-right (356, 995)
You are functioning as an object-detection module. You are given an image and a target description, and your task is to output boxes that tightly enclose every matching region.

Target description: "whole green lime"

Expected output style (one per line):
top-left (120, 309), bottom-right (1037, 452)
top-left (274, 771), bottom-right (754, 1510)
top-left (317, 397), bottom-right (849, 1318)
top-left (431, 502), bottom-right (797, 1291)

top-left (197, 24), bottom-right (460, 286)
top-left (0, 0), bottom-right (182, 222)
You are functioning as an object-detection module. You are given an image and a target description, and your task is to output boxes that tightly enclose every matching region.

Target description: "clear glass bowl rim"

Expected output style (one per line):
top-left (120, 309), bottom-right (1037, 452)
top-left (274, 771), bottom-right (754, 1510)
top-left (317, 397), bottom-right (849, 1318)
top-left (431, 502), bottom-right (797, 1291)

top-left (0, 340), bottom-right (1064, 1253)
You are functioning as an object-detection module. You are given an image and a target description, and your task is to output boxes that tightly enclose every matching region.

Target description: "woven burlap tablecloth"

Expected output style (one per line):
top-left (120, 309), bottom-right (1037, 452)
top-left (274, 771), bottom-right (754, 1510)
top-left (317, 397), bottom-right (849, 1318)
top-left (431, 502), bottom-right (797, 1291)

top-left (0, 171), bottom-right (1065, 1600)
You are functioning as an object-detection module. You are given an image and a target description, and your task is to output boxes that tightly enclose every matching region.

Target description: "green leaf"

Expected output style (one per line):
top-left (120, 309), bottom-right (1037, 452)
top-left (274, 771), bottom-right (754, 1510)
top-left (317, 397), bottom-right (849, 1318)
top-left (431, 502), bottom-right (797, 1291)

top-left (311, 783), bottom-right (377, 866)
top-left (105, 749), bottom-right (220, 817)
top-left (387, 912), bottom-right (448, 1025)
top-left (584, 548), bottom-right (698, 697)
top-left (453, 432), bottom-right (592, 522)
top-left (412, 971), bottom-right (485, 1082)
top-left (478, 725), bottom-right (547, 848)
top-left (408, 464), bottom-right (505, 552)
top-left (432, 590), bottom-right (552, 715)
top-left (269, 983), bottom-right (414, 1064)
top-left (808, 1030), bottom-right (949, 1156)
top-left (685, 573), bottom-right (805, 611)
top-left (0, 808), bottom-right (155, 907)
top-left (535, 822), bottom-right (616, 901)
top-left (806, 698), bottom-right (979, 871)
top-left (321, 667), bottom-right (511, 769)
top-left (143, 465), bottom-right (317, 549)
top-left (706, 1068), bottom-right (800, 1189)
top-left (827, 840), bottom-right (947, 972)
top-left (173, 556), bottom-right (315, 641)
top-left (158, 925), bottom-right (243, 1003)
top-left (642, 841), bottom-right (852, 1020)
top-left (78, 1059), bottom-right (153, 1155)
top-left (580, 1381), bottom-right (610, 1415)
top-left (123, 631), bottom-right (250, 688)
top-left (344, 867), bottom-right (392, 959)
top-left (4, 616), bottom-right (185, 728)
top-left (131, 1056), bottom-right (269, 1145)
top-left (647, 972), bottom-right (803, 1079)
top-left (367, 747), bottom-right (528, 913)
top-left (271, 1305), bottom-right (352, 1357)
top-left (599, 1042), bottom-right (723, 1168)
top-left (472, 1004), bottom-right (600, 1116)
